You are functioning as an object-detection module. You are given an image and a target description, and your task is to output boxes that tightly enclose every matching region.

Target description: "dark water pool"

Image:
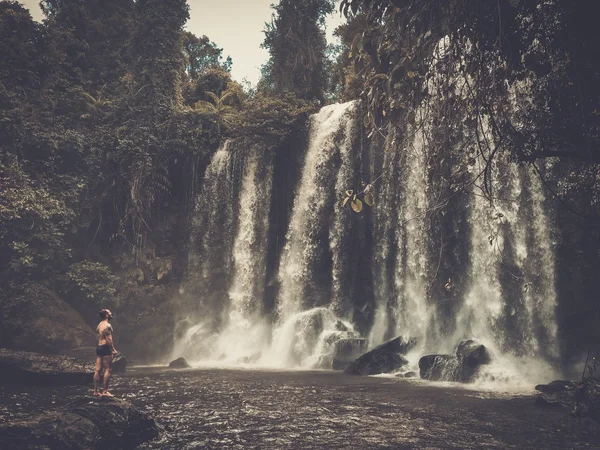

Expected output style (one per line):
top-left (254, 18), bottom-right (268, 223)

top-left (1, 367), bottom-right (599, 449)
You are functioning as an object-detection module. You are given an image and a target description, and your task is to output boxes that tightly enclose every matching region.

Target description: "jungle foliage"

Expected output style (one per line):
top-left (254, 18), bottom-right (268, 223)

top-left (337, 0), bottom-right (600, 201)
top-left (0, 0), bottom-right (226, 314)
top-left (0, 0), bottom-right (332, 318)
top-left (261, 0), bottom-right (336, 103)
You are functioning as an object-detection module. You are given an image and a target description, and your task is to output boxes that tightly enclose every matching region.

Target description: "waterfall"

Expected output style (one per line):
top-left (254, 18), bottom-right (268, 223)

top-left (211, 148), bottom-right (273, 363)
top-left (175, 143), bottom-right (272, 363)
top-left (177, 89), bottom-right (561, 381)
top-left (185, 141), bottom-right (236, 324)
top-left (276, 101), bottom-right (357, 320)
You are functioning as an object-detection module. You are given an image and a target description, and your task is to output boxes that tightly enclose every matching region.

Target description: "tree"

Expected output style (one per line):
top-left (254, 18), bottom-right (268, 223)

top-left (128, 0), bottom-right (189, 111)
top-left (261, 0), bottom-right (335, 102)
top-left (183, 31), bottom-right (232, 81)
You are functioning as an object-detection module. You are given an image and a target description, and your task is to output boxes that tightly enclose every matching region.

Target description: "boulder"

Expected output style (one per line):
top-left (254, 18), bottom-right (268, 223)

top-left (66, 397), bottom-right (160, 448)
top-left (419, 340), bottom-right (492, 382)
top-left (344, 350), bottom-right (409, 376)
top-left (112, 353), bottom-right (127, 372)
top-left (0, 397), bottom-right (160, 450)
top-left (419, 354), bottom-right (462, 381)
top-left (169, 357), bottom-right (191, 368)
top-left (373, 336), bottom-right (417, 355)
top-left (0, 348), bottom-right (94, 385)
top-left (1, 283), bottom-right (96, 354)
top-left (456, 340), bottom-right (491, 366)
top-left (404, 371), bottom-right (417, 378)
top-left (534, 380), bottom-right (577, 409)
top-left (0, 411), bottom-right (99, 450)
top-left (535, 380), bottom-right (576, 394)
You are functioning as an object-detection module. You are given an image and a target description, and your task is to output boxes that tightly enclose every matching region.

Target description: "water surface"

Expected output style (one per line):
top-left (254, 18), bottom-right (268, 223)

top-left (1, 368), bottom-right (598, 449)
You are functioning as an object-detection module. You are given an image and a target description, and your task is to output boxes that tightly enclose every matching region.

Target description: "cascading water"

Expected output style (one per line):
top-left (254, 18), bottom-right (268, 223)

top-left (276, 101), bottom-right (357, 320)
top-left (176, 85), bottom-right (561, 383)
top-left (263, 101), bottom-right (365, 367)
top-left (174, 143), bottom-right (272, 363)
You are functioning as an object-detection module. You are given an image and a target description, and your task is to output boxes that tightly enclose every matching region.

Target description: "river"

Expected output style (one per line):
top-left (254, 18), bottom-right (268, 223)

top-left (1, 367), bottom-right (598, 449)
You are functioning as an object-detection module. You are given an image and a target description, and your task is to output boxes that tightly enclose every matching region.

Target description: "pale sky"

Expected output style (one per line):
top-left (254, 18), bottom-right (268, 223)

top-left (19, 0), bottom-right (345, 86)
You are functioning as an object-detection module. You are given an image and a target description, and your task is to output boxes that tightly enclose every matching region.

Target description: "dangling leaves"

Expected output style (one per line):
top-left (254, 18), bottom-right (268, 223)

top-left (342, 196), bottom-right (351, 207)
top-left (351, 197), bottom-right (363, 212)
top-left (364, 192), bottom-right (374, 206)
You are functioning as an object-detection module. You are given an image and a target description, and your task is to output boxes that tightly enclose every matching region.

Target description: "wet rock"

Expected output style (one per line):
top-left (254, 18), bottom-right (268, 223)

top-left (419, 354), bottom-right (462, 381)
top-left (534, 380), bottom-right (577, 409)
top-left (420, 340), bottom-right (491, 382)
top-left (0, 397), bottom-right (160, 450)
top-left (535, 380), bottom-right (576, 394)
top-left (0, 348), bottom-right (94, 385)
top-left (0, 411), bottom-right (99, 450)
top-left (169, 357), bottom-right (191, 368)
top-left (344, 350), bottom-right (409, 376)
top-left (333, 337), bottom-right (368, 360)
top-left (456, 340), bottom-right (491, 366)
top-left (66, 397), bottom-right (160, 448)
top-left (344, 335), bottom-right (414, 376)
top-left (404, 371), bottom-right (417, 378)
top-left (373, 336), bottom-right (417, 355)
top-left (112, 353), bottom-right (127, 372)
top-left (1, 283), bottom-right (96, 354)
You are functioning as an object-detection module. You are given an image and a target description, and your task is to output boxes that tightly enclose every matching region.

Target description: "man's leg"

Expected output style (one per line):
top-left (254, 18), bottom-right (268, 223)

top-left (101, 355), bottom-right (114, 397)
top-left (93, 356), bottom-right (102, 396)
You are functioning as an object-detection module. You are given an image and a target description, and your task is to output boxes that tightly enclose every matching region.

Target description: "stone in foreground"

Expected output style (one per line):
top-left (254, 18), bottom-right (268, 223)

top-left (344, 349), bottom-right (409, 376)
top-left (169, 357), bottom-right (191, 368)
top-left (419, 340), bottom-right (491, 382)
top-left (344, 336), bottom-right (415, 376)
top-left (0, 348), bottom-right (94, 385)
top-left (0, 397), bottom-right (160, 450)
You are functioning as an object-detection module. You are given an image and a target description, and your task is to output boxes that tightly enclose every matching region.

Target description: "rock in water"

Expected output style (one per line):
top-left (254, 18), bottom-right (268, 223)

top-left (419, 355), bottom-right (462, 381)
top-left (456, 340), bottom-right (491, 366)
top-left (372, 336), bottom-right (417, 355)
top-left (169, 357), bottom-right (191, 368)
top-left (0, 348), bottom-right (93, 385)
top-left (534, 380), bottom-right (577, 409)
top-left (67, 397), bottom-right (159, 448)
top-left (343, 335), bottom-right (414, 376)
top-left (112, 353), bottom-right (127, 372)
top-left (344, 350), bottom-right (409, 376)
top-left (0, 397), bottom-right (160, 450)
top-left (419, 340), bottom-right (492, 382)
top-left (0, 412), bottom-right (99, 450)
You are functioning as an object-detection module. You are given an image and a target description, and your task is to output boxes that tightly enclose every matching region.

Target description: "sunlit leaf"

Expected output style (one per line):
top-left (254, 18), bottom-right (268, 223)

top-left (351, 198), bottom-right (363, 213)
top-left (345, 190), bottom-right (354, 196)
top-left (342, 196), bottom-right (351, 207)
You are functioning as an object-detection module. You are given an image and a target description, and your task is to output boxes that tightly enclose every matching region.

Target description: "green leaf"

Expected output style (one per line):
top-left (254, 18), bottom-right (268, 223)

top-left (364, 193), bottom-right (374, 207)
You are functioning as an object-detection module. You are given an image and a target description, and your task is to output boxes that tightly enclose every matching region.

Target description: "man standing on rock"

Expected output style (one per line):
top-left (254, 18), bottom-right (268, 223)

top-left (93, 308), bottom-right (118, 397)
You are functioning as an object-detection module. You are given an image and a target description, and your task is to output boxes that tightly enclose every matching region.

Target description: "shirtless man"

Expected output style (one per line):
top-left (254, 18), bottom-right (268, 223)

top-left (93, 308), bottom-right (118, 397)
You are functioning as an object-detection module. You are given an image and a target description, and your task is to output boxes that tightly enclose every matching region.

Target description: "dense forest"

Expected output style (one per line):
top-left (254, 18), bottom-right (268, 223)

top-left (1, 0), bottom-right (599, 375)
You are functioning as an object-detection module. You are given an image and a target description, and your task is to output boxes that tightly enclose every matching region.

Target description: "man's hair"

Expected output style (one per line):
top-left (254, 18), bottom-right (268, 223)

top-left (99, 309), bottom-right (111, 320)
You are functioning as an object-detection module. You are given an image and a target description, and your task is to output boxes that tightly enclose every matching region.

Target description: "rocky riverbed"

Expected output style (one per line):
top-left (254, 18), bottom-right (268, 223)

top-left (1, 367), bottom-right (599, 449)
